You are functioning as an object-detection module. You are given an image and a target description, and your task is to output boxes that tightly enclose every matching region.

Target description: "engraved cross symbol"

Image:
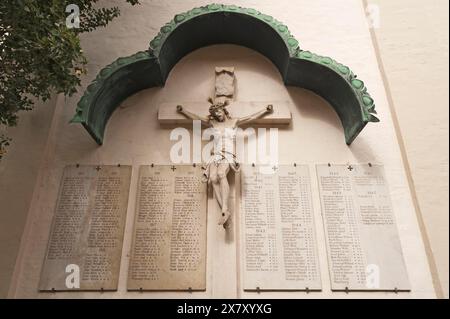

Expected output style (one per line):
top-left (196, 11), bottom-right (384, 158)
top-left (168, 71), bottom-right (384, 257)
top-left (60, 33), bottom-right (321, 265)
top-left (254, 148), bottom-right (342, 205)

top-left (348, 165), bottom-right (354, 171)
top-left (171, 165), bottom-right (177, 171)
top-left (95, 166), bottom-right (101, 171)
top-left (272, 165), bottom-right (278, 172)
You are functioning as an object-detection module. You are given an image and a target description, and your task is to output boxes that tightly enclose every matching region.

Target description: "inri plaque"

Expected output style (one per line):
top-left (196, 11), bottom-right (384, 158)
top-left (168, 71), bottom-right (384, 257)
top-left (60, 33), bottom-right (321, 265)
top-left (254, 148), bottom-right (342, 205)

top-left (127, 165), bottom-right (207, 291)
top-left (317, 164), bottom-right (410, 291)
top-left (39, 165), bottom-right (132, 291)
top-left (240, 165), bottom-right (321, 291)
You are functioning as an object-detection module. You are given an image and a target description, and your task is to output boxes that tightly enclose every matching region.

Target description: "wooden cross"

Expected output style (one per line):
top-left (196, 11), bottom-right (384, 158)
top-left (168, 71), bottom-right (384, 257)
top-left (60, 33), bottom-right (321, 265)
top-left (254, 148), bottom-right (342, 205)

top-left (157, 67), bottom-right (292, 125)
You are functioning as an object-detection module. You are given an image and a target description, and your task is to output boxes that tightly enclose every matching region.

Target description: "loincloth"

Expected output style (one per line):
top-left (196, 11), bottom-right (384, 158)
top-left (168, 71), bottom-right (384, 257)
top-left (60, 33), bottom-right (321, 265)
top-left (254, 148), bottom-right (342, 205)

top-left (202, 150), bottom-right (240, 183)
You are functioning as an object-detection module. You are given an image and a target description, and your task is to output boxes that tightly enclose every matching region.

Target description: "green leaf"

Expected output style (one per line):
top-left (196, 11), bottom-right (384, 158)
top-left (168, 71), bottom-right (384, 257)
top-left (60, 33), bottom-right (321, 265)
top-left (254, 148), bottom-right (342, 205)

top-left (0, 0), bottom-right (140, 159)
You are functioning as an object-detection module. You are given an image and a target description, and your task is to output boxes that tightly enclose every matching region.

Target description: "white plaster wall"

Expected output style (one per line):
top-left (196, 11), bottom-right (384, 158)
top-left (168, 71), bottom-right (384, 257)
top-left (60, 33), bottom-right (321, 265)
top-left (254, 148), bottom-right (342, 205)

top-left (3, 0), bottom-right (438, 298)
top-left (0, 97), bottom-right (57, 298)
top-left (369, 0), bottom-right (449, 298)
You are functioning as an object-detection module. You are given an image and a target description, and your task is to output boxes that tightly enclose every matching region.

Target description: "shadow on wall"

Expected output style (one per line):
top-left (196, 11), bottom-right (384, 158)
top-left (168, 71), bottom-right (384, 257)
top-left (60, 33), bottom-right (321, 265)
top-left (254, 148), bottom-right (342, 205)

top-left (101, 45), bottom-right (345, 150)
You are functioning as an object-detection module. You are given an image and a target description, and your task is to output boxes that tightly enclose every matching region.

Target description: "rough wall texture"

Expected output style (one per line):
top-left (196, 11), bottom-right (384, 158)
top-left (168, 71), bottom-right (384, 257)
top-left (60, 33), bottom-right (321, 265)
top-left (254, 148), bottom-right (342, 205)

top-left (369, 0), bottom-right (449, 298)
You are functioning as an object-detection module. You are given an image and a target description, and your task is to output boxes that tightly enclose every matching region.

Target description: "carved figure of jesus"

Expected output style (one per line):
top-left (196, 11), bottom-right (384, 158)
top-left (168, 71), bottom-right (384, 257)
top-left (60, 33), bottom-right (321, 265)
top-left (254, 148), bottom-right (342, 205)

top-left (176, 100), bottom-right (273, 228)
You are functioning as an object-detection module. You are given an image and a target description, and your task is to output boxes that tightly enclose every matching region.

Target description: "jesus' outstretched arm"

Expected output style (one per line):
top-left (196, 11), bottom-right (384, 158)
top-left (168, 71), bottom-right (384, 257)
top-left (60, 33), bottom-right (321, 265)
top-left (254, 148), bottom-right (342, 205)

top-left (176, 105), bottom-right (210, 126)
top-left (236, 104), bottom-right (274, 126)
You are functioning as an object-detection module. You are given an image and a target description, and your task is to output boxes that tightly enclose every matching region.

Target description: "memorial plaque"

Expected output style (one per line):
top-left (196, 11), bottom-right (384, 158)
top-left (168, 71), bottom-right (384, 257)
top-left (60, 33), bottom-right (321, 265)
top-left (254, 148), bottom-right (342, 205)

top-left (127, 165), bottom-right (207, 291)
top-left (240, 165), bottom-right (321, 291)
top-left (39, 165), bottom-right (132, 291)
top-left (317, 164), bottom-right (410, 291)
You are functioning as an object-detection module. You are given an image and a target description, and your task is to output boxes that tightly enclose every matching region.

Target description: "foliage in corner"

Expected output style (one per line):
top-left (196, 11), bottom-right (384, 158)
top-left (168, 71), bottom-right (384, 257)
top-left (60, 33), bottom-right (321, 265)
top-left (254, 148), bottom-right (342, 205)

top-left (0, 0), bottom-right (139, 159)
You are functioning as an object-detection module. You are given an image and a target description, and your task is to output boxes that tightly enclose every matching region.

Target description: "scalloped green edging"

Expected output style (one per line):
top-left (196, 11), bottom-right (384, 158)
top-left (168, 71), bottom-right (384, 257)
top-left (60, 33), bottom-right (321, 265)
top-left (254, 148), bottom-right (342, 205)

top-left (149, 3), bottom-right (300, 58)
top-left (73, 3), bottom-right (379, 146)
top-left (293, 50), bottom-right (378, 124)
top-left (71, 51), bottom-right (154, 125)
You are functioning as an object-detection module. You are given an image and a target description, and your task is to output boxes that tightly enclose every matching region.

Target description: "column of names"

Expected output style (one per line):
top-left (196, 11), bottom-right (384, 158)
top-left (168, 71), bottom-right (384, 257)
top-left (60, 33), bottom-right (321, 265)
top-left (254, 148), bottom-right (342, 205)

top-left (128, 165), bottom-right (207, 290)
top-left (240, 165), bottom-right (321, 290)
top-left (317, 164), bottom-right (410, 291)
top-left (39, 165), bottom-right (131, 291)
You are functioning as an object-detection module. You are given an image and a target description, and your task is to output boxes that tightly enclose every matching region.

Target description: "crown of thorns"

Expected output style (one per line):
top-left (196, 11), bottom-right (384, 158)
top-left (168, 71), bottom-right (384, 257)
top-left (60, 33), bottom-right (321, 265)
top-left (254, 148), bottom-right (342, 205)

top-left (209, 103), bottom-right (227, 112)
top-left (208, 98), bottom-right (229, 113)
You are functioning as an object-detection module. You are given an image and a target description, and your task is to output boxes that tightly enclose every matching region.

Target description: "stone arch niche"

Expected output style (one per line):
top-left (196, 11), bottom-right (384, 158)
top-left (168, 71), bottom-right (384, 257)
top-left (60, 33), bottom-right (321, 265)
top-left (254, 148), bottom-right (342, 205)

top-left (71, 3), bottom-right (379, 146)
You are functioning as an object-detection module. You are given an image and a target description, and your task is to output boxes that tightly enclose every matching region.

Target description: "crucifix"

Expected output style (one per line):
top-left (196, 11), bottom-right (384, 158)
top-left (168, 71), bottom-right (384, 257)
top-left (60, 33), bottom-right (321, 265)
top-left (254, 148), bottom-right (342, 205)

top-left (158, 67), bottom-right (292, 228)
